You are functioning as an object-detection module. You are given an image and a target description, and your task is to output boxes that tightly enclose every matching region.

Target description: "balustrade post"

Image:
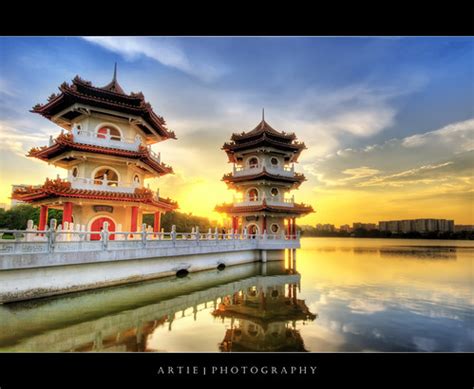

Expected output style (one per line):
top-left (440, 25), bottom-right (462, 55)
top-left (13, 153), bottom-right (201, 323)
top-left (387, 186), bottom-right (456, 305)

top-left (195, 226), bottom-right (200, 242)
top-left (142, 223), bottom-right (147, 247)
top-left (102, 221), bottom-right (109, 250)
top-left (48, 219), bottom-right (57, 253)
top-left (171, 225), bottom-right (177, 242)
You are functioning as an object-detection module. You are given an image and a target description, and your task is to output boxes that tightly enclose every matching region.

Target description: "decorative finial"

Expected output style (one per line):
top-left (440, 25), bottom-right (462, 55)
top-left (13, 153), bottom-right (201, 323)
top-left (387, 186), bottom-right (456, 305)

top-left (113, 62), bottom-right (117, 82)
top-left (262, 107), bottom-right (265, 121)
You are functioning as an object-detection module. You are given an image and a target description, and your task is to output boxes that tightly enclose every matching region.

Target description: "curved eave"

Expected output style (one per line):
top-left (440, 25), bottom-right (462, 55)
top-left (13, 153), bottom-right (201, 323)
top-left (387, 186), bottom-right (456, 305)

top-left (222, 170), bottom-right (306, 185)
top-left (12, 185), bottom-right (178, 211)
top-left (31, 84), bottom-right (175, 140)
top-left (214, 203), bottom-right (314, 216)
top-left (28, 137), bottom-right (174, 176)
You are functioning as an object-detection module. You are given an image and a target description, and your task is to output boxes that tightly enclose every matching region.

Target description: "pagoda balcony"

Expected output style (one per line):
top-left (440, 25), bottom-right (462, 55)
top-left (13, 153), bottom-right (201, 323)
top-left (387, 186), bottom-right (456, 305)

top-left (68, 175), bottom-right (141, 194)
top-left (233, 194), bottom-right (295, 208)
top-left (232, 163), bottom-right (295, 178)
top-left (70, 127), bottom-right (161, 164)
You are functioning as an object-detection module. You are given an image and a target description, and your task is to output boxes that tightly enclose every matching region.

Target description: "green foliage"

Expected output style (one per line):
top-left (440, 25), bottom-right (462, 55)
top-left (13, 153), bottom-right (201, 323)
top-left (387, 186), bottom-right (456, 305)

top-left (0, 204), bottom-right (62, 230)
top-left (143, 211), bottom-right (217, 232)
top-left (0, 206), bottom-right (217, 232)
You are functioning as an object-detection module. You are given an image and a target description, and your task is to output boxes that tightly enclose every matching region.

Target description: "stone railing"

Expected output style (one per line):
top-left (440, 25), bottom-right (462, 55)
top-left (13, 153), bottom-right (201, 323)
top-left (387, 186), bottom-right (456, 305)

top-left (146, 145), bottom-right (161, 164)
top-left (67, 174), bottom-right (141, 194)
top-left (0, 220), bottom-right (300, 255)
top-left (71, 127), bottom-right (142, 152)
top-left (233, 163), bottom-right (295, 177)
top-left (233, 193), bottom-right (295, 207)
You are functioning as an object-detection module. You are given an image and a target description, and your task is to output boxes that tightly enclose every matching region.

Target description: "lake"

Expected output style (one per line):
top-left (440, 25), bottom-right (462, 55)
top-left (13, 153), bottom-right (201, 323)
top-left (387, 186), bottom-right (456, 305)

top-left (0, 237), bottom-right (472, 352)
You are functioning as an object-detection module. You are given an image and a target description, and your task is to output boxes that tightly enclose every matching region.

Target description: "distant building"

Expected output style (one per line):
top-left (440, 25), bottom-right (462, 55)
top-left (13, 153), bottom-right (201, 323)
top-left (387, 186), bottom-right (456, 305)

top-left (353, 222), bottom-right (377, 230)
top-left (316, 223), bottom-right (335, 232)
top-left (379, 219), bottom-right (454, 233)
top-left (339, 224), bottom-right (352, 232)
top-left (454, 225), bottom-right (474, 232)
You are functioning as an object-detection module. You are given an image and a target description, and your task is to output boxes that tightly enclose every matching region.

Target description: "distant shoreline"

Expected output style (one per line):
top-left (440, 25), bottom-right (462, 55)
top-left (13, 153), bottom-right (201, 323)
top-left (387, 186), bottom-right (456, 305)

top-left (300, 231), bottom-right (474, 240)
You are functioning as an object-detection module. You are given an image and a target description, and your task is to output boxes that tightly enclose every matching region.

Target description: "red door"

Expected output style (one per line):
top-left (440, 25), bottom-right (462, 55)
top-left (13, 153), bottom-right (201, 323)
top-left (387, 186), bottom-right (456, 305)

top-left (90, 217), bottom-right (116, 240)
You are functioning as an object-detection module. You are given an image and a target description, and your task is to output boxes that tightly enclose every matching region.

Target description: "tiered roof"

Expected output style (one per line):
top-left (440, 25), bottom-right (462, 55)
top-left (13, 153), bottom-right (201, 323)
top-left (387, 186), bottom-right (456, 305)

top-left (32, 73), bottom-right (176, 141)
top-left (223, 119), bottom-right (306, 162)
top-left (222, 169), bottom-right (306, 188)
top-left (28, 132), bottom-right (173, 176)
top-left (11, 177), bottom-right (177, 211)
top-left (215, 199), bottom-right (313, 216)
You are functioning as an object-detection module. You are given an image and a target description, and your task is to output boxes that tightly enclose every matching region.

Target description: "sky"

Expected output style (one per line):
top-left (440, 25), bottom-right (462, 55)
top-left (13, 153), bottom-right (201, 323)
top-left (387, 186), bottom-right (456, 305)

top-left (0, 37), bottom-right (473, 226)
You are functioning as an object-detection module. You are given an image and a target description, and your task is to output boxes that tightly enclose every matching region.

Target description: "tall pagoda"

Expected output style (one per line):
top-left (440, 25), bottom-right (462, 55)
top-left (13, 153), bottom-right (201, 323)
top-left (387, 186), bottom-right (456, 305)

top-left (12, 65), bottom-right (178, 238)
top-left (215, 113), bottom-right (313, 237)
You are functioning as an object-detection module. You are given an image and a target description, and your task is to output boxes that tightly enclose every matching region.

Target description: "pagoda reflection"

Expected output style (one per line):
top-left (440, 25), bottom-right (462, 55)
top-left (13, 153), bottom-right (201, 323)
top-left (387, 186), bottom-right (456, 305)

top-left (0, 261), bottom-right (315, 352)
top-left (213, 282), bottom-right (316, 352)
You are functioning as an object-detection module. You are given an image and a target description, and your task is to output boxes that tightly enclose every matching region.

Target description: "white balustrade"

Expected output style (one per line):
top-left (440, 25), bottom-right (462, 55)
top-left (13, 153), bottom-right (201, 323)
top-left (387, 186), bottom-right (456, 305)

top-left (71, 126), bottom-right (142, 152)
top-left (146, 145), bottom-right (161, 163)
top-left (232, 163), bottom-right (294, 177)
top-left (233, 193), bottom-right (295, 207)
top-left (0, 220), bottom-right (299, 255)
top-left (68, 175), bottom-right (140, 193)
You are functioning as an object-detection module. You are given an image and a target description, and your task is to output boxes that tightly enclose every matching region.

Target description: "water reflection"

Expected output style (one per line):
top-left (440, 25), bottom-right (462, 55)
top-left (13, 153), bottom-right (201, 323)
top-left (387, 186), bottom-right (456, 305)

top-left (213, 283), bottom-right (316, 351)
top-left (1, 238), bottom-right (472, 352)
top-left (0, 260), bottom-right (315, 352)
top-left (296, 238), bottom-right (474, 352)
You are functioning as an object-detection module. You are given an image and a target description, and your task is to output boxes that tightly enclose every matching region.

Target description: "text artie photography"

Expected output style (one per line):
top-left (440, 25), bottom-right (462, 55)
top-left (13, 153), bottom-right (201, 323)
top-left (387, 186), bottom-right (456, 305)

top-left (0, 32), bottom-right (472, 387)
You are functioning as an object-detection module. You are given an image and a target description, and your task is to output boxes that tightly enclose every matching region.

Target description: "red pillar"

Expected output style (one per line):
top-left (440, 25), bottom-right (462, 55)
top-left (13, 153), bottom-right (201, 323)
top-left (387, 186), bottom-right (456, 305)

top-left (232, 216), bottom-right (238, 232)
top-left (287, 218), bottom-right (292, 238)
top-left (153, 211), bottom-right (161, 233)
top-left (62, 202), bottom-right (73, 224)
top-left (262, 215), bottom-right (267, 233)
top-left (131, 206), bottom-right (139, 232)
top-left (292, 217), bottom-right (297, 239)
top-left (39, 205), bottom-right (48, 231)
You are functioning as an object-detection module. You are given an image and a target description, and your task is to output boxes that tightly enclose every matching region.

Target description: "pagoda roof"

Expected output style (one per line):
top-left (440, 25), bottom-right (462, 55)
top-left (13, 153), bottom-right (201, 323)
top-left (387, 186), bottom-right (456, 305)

top-left (31, 72), bottom-right (176, 140)
top-left (214, 200), bottom-right (313, 216)
top-left (230, 119), bottom-right (297, 142)
top-left (212, 299), bottom-right (317, 326)
top-left (28, 132), bottom-right (173, 176)
top-left (223, 131), bottom-right (306, 163)
top-left (222, 169), bottom-right (306, 187)
top-left (11, 177), bottom-right (178, 211)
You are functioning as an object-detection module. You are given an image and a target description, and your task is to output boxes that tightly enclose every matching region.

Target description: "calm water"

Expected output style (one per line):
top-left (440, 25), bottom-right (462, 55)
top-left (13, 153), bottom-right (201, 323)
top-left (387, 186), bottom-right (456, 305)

top-left (0, 238), bottom-right (473, 352)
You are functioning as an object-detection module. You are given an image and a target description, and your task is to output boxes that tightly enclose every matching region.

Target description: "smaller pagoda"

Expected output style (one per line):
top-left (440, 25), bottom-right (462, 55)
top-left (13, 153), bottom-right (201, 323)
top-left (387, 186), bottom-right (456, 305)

top-left (213, 281), bottom-right (316, 352)
top-left (215, 112), bottom-right (313, 237)
top-left (12, 65), bottom-right (178, 238)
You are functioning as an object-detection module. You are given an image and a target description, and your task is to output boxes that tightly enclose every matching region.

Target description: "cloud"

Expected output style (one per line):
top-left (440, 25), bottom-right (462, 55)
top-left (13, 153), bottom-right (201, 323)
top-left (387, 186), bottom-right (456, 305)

top-left (0, 120), bottom-right (56, 157)
top-left (341, 167), bottom-right (381, 181)
top-left (307, 118), bottom-right (474, 190)
top-left (402, 119), bottom-right (474, 151)
top-left (82, 37), bottom-right (227, 82)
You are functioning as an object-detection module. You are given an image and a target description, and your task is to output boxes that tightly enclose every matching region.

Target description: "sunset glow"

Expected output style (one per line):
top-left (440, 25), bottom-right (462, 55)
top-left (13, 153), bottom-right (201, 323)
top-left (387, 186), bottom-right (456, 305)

top-left (1, 37), bottom-right (472, 226)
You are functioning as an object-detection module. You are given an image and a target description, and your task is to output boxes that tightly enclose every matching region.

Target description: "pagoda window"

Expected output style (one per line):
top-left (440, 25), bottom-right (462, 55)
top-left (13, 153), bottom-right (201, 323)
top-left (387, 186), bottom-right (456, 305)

top-left (133, 174), bottom-right (140, 184)
top-left (248, 157), bottom-right (259, 169)
top-left (72, 167), bottom-right (78, 178)
top-left (270, 157), bottom-right (279, 166)
top-left (93, 167), bottom-right (119, 186)
top-left (97, 125), bottom-right (122, 141)
top-left (270, 224), bottom-right (279, 233)
top-left (247, 188), bottom-right (259, 201)
top-left (270, 187), bottom-right (279, 197)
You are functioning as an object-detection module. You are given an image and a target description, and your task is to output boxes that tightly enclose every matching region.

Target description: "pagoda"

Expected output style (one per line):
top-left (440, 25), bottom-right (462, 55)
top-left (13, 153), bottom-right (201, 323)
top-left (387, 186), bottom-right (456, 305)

top-left (12, 65), bottom-right (178, 238)
top-left (215, 112), bottom-right (313, 237)
top-left (213, 281), bottom-right (316, 352)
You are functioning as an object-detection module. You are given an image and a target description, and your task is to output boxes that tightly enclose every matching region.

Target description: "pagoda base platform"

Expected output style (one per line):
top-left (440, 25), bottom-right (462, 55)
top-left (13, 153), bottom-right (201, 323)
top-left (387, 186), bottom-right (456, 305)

top-left (0, 239), bottom-right (299, 304)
